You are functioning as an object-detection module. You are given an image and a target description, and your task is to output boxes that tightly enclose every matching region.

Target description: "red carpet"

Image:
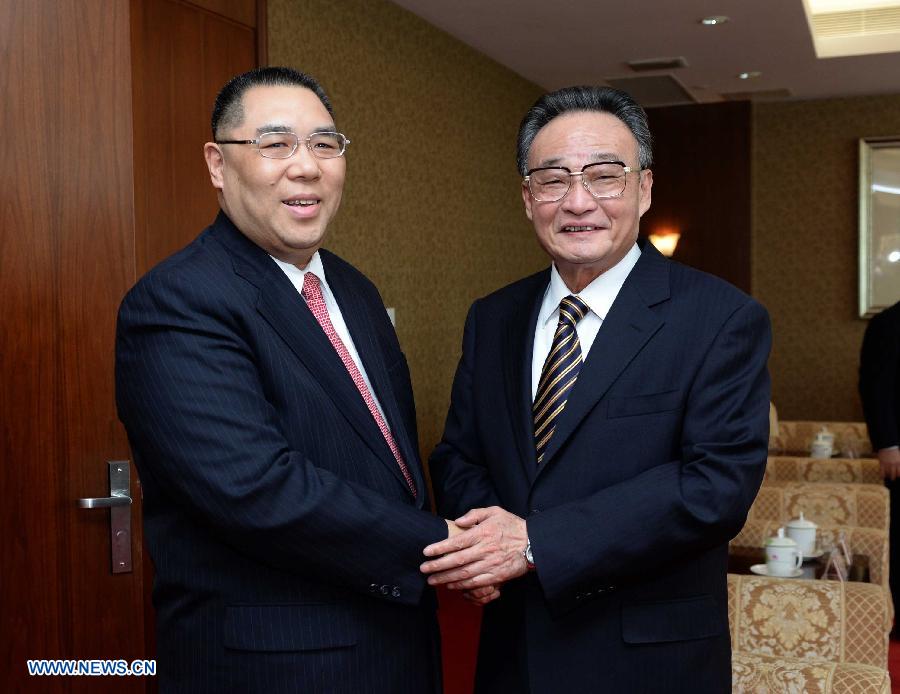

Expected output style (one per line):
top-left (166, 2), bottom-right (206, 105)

top-left (890, 637), bottom-right (900, 692)
top-left (438, 587), bottom-right (481, 694)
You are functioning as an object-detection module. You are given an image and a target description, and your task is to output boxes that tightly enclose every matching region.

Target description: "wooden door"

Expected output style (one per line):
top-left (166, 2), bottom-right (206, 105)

top-left (1, 1), bottom-right (259, 691)
top-left (1, 1), bottom-right (147, 691)
top-left (131, 0), bottom-right (261, 272)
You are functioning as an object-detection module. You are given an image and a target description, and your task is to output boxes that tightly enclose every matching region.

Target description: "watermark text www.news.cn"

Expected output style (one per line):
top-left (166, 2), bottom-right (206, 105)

top-left (27, 659), bottom-right (156, 676)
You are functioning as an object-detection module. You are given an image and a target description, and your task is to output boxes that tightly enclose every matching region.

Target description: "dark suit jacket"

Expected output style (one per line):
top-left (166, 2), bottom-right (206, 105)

top-left (430, 241), bottom-right (771, 694)
top-left (116, 212), bottom-right (447, 694)
top-left (860, 300), bottom-right (900, 451)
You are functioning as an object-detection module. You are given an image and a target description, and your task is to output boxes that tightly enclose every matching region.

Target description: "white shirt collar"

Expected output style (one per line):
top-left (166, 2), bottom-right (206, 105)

top-left (269, 251), bottom-right (334, 301)
top-left (538, 243), bottom-right (641, 327)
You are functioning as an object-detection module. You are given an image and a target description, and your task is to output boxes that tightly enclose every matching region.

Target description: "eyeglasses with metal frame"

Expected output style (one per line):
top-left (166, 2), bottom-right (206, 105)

top-left (524, 161), bottom-right (641, 202)
top-left (214, 131), bottom-right (350, 159)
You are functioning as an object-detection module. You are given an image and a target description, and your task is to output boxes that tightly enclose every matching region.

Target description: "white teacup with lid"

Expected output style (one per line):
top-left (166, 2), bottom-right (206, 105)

top-left (765, 527), bottom-right (803, 576)
top-left (810, 427), bottom-right (834, 459)
top-left (785, 512), bottom-right (817, 556)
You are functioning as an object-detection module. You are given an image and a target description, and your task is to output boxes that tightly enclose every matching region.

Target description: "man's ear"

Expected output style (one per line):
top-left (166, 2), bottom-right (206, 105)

top-left (638, 168), bottom-right (653, 217)
top-left (522, 181), bottom-right (534, 221)
top-left (204, 142), bottom-right (225, 191)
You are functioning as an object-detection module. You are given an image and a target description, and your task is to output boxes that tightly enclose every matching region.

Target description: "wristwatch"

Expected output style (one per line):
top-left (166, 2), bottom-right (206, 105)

top-left (522, 539), bottom-right (535, 571)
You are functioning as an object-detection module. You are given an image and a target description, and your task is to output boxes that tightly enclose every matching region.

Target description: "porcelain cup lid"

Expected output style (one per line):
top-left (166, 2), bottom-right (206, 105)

top-left (765, 527), bottom-right (797, 547)
top-left (786, 512), bottom-right (817, 530)
top-left (814, 427), bottom-right (835, 441)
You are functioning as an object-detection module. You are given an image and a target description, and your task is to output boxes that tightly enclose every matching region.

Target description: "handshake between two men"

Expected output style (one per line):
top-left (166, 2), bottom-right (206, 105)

top-left (420, 506), bottom-right (529, 606)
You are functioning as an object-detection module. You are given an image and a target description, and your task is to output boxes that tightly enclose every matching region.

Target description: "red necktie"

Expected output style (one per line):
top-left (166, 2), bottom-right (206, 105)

top-left (302, 272), bottom-right (417, 497)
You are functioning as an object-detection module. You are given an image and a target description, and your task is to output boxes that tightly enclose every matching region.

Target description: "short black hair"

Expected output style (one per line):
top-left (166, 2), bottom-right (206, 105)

top-left (516, 86), bottom-right (653, 175)
top-left (211, 66), bottom-right (333, 138)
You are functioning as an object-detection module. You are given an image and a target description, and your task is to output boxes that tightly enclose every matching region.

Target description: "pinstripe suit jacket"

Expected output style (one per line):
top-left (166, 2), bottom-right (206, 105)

top-left (116, 212), bottom-right (447, 693)
top-left (430, 240), bottom-right (771, 693)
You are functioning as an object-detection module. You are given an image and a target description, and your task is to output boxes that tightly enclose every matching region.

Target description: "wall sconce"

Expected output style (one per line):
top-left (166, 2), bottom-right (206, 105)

top-left (648, 231), bottom-right (681, 257)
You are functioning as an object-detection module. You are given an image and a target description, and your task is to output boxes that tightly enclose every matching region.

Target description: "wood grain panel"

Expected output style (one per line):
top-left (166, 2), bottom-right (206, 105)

top-left (1, 0), bottom-right (145, 691)
top-left (0, 1), bottom-right (65, 681)
top-left (131, 0), bottom-right (257, 275)
top-left (187, 0), bottom-right (256, 27)
top-left (55, 0), bottom-right (146, 670)
top-left (642, 101), bottom-right (752, 293)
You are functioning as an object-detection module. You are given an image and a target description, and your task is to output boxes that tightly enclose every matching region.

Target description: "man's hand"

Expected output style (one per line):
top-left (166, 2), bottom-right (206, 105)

top-left (440, 520), bottom-right (503, 604)
top-left (463, 585), bottom-right (501, 605)
top-left (878, 447), bottom-right (900, 481)
top-left (421, 506), bottom-right (528, 589)
top-left (446, 519), bottom-right (463, 538)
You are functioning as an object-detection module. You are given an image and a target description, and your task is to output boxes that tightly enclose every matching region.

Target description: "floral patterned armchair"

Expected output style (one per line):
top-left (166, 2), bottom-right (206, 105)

top-left (764, 456), bottom-right (882, 486)
top-left (732, 651), bottom-right (890, 693)
top-left (772, 421), bottom-right (872, 458)
top-left (728, 574), bottom-right (891, 692)
top-left (748, 483), bottom-right (889, 531)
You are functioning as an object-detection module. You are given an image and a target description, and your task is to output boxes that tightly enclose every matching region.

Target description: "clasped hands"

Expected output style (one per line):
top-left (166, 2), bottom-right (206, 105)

top-left (420, 506), bottom-right (528, 606)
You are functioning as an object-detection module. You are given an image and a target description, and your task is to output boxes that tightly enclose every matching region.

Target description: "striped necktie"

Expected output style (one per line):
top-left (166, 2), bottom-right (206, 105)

top-left (533, 295), bottom-right (590, 465)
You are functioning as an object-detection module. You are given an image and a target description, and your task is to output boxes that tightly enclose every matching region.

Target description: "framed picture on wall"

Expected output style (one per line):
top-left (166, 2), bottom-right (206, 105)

top-left (859, 137), bottom-right (900, 318)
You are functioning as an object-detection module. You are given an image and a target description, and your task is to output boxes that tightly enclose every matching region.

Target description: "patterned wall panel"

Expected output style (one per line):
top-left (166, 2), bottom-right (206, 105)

top-left (268, 0), bottom-right (546, 451)
top-left (752, 95), bottom-right (900, 421)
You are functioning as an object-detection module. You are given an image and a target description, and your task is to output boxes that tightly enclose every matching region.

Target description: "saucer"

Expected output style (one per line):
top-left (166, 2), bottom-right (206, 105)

top-left (801, 549), bottom-right (825, 561)
top-left (750, 564), bottom-right (803, 578)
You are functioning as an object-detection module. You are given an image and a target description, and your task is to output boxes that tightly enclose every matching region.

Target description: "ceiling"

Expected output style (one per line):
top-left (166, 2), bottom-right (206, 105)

top-left (389, 0), bottom-right (900, 106)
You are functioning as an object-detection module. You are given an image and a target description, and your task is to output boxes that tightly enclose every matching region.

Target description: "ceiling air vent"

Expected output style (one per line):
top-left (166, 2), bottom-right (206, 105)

top-left (605, 74), bottom-right (696, 107)
top-left (626, 56), bottom-right (689, 72)
top-left (813, 7), bottom-right (900, 36)
top-left (804, 3), bottom-right (900, 57)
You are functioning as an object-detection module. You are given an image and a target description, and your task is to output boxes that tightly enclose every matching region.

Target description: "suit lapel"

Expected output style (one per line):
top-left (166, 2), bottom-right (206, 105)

top-left (535, 243), bottom-right (670, 478)
top-left (503, 272), bottom-right (549, 485)
top-left (210, 216), bottom-right (404, 487)
top-left (322, 253), bottom-right (422, 500)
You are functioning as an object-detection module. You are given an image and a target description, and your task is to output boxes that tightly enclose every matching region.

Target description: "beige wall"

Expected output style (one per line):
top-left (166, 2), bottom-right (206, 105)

top-left (752, 95), bottom-right (900, 421)
top-left (269, 0), bottom-right (546, 452)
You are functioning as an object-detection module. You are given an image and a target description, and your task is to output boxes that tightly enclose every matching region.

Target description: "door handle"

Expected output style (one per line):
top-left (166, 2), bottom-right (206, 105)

top-left (78, 495), bottom-right (131, 508)
top-left (78, 461), bottom-right (133, 574)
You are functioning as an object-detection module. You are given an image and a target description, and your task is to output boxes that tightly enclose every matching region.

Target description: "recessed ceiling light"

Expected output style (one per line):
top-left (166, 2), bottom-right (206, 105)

top-left (700, 15), bottom-right (729, 25)
top-left (738, 71), bottom-right (762, 80)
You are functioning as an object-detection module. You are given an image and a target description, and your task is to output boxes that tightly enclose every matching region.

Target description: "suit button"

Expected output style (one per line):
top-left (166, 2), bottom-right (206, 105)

top-left (575, 592), bottom-right (584, 600)
top-left (369, 583), bottom-right (378, 593)
top-left (380, 585), bottom-right (390, 596)
top-left (391, 586), bottom-right (401, 598)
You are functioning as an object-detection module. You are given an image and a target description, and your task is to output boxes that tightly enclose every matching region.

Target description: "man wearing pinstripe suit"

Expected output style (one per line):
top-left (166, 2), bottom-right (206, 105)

top-left (422, 86), bottom-right (771, 692)
top-left (116, 67), bottom-right (454, 693)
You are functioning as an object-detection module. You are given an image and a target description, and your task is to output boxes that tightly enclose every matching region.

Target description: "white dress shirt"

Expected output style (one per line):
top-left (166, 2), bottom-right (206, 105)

top-left (531, 243), bottom-right (641, 400)
top-left (271, 252), bottom-right (389, 424)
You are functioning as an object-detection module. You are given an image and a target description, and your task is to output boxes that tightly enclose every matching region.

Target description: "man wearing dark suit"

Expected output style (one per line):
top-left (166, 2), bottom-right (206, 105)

top-left (421, 86), bottom-right (771, 693)
top-left (116, 67), bottom-right (454, 693)
top-left (860, 299), bottom-right (900, 630)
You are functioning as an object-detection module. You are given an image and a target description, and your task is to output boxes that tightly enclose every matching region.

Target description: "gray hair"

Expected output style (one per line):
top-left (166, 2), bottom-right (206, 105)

top-left (516, 86), bottom-right (653, 175)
